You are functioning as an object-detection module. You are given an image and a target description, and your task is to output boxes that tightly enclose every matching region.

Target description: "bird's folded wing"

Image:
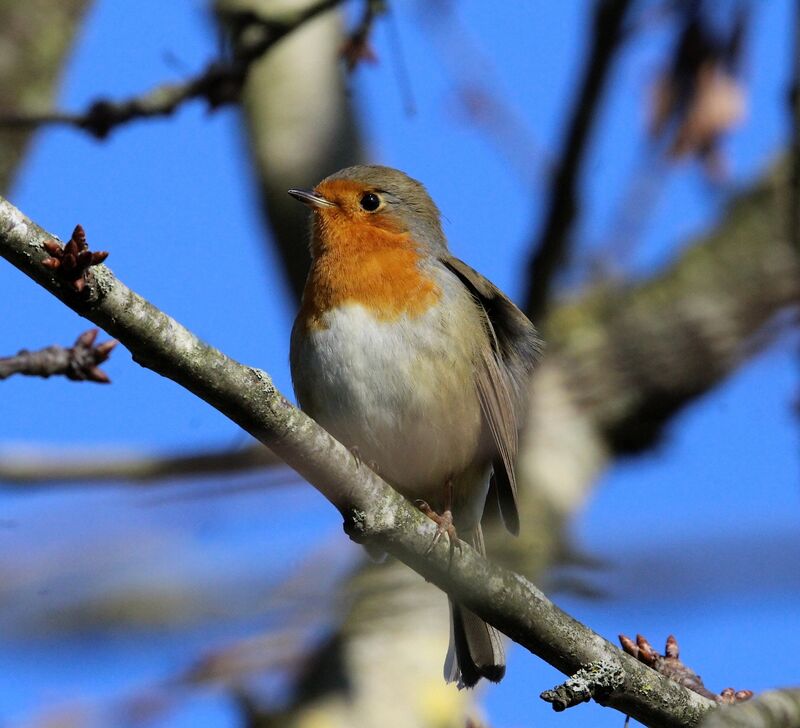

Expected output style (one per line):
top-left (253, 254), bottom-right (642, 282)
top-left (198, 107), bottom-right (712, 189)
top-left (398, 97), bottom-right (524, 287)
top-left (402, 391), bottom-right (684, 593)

top-left (440, 256), bottom-right (542, 536)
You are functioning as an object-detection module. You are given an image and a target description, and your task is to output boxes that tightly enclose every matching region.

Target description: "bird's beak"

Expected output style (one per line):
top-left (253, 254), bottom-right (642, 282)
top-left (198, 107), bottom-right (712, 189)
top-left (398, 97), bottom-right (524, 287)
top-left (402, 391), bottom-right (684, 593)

top-left (287, 189), bottom-right (337, 208)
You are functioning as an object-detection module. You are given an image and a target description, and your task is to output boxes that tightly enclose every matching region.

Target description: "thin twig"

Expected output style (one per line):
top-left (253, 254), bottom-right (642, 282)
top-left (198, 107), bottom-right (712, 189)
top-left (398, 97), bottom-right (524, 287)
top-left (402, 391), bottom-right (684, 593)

top-left (620, 634), bottom-right (752, 705)
top-left (384, 3), bottom-right (416, 115)
top-left (418, 2), bottom-right (548, 185)
top-left (541, 661), bottom-right (625, 711)
top-left (790, 0), bottom-right (800, 256)
top-left (524, 0), bottom-right (633, 324)
top-left (700, 689), bottom-right (800, 728)
top-left (341, 0), bottom-right (385, 71)
top-left (0, 328), bottom-right (115, 382)
top-left (0, 0), bottom-right (348, 139)
top-left (0, 442), bottom-right (279, 484)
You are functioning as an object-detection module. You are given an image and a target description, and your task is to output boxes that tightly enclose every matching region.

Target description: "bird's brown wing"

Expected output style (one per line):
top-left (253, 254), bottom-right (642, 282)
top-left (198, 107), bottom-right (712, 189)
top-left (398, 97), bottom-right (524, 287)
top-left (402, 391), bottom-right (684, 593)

top-left (440, 256), bottom-right (541, 536)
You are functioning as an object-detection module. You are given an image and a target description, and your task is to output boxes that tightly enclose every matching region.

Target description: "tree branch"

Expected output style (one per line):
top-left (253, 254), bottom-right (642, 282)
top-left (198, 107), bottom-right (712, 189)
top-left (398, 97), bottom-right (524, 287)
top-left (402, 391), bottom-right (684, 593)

top-left (6, 161), bottom-right (793, 501)
top-left (543, 160), bottom-right (800, 455)
top-left (0, 0), bottom-right (349, 139)
top-left (0, 197), bottom-right (715, 727)
top-left (620, 634), bottom-right (752, 705)
top-left (541, 661), bottom-right (625, 712)
top-left (700, 689), bottom-right (800, 728)
top-left (524, 0), bottom-right (632, 323)
top-left (0, 442), bottom-right (278, 484)
top-left (789, 0), bottom-right (800, 256)
top-left (219, 0), bottom-right (366, 300)
top-left (0, 0), bottom-right (91, 190)
top-left (511, 158), bottom-right (798, 547)
top-left (0, 328), bottom-right (115, 383)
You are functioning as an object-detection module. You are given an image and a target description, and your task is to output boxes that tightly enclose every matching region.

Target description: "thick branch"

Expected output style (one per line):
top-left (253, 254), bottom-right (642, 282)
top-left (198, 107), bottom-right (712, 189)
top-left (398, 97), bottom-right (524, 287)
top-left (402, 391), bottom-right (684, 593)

top-left (544, 161), bottom-right (800, 454)
top-left (512, 159), bottom-right (798, 545)
top-left (0, 197), bottom-right (713, 728)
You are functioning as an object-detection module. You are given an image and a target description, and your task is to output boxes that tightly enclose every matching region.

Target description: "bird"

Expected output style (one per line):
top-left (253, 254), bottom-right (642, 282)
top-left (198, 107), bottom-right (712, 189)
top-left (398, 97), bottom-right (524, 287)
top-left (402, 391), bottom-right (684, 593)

top-left (288, 165), bottom-right (541, 688)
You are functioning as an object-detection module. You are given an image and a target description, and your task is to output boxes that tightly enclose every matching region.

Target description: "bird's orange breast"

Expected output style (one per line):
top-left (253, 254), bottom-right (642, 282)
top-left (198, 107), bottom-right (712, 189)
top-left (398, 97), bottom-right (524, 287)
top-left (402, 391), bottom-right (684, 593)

top-left (297, 213), bottom-right (442, 333)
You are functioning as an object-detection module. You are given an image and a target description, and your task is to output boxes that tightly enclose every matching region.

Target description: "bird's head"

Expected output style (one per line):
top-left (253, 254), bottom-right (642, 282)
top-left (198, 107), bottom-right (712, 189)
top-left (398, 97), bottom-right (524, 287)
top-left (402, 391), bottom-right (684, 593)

top-left (288, 165), bottom-right (447, 257)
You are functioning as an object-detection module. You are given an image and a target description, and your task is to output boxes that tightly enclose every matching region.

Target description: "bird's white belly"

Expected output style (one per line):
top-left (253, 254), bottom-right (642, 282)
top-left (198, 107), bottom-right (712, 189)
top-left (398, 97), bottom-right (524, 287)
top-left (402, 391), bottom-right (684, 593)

top-left (293, 303), bottom-right (484, 501)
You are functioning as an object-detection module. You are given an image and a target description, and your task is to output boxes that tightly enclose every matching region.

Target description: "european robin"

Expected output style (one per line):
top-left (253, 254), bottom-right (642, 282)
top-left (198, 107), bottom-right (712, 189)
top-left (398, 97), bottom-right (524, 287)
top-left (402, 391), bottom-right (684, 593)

top-left (288, 165), bottom-right (540, 687)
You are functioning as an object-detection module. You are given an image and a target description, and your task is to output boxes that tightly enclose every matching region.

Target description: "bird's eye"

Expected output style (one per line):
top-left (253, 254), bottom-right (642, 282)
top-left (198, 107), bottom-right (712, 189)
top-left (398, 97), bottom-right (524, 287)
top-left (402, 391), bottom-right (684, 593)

top-left (359, 192), bottom-right (381, 212)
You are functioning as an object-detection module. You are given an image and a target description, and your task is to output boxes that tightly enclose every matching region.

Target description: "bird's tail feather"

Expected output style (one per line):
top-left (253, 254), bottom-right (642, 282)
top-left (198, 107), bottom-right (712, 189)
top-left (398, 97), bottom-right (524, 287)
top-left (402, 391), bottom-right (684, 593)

top-left (443, 524), bottom-right (505, 688)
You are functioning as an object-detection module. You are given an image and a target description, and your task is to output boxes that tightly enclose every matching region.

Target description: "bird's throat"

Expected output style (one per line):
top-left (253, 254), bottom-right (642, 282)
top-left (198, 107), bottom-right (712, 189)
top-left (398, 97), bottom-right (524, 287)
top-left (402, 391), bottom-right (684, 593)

top-left (298, 224), bottom-right (441, 332)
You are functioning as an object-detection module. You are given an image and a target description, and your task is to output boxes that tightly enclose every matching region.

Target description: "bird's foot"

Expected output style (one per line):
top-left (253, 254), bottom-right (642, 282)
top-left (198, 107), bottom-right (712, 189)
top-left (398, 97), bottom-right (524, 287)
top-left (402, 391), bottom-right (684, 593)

top-left (415, 500), bottom-right (462, 560)
top-left (349, 445), bottom-right (380, 473)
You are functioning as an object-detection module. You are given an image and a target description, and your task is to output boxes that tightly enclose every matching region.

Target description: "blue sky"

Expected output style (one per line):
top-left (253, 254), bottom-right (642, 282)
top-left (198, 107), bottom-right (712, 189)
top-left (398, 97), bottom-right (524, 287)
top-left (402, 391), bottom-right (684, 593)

top-left (1, 1), bottom-right (798, 726)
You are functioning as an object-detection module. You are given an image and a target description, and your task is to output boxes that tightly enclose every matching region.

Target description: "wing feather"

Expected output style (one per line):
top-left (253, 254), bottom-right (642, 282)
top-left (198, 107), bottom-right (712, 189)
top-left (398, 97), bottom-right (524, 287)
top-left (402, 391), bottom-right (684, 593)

top-left (441, 256), bottom-right (541, 535)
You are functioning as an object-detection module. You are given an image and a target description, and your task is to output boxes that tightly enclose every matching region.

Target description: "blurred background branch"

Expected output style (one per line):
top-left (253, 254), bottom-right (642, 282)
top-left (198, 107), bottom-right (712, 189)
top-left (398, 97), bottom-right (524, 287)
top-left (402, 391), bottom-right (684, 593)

top-left (790, 0), bottom-right (800, 255)
top-left (524, 0), bottom-right (633, 324)
top-left (0, 328), bottom-right (115, 383)
top-left (0, 442), bottom-right (277, 484)
top-left (216, 0), bottom-right (365, 300)
top-left (700, 688), bottom-right (800, 728)
top-left (0, 0), bottom-right (354, 140)
top-left (0, 0), bottom-right (91, 191)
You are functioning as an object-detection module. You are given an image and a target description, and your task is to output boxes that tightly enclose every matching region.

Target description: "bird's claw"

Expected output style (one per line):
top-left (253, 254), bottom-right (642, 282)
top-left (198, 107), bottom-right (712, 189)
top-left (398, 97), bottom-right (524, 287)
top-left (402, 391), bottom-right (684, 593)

top-left (415, 499), bottom-right (461, 560)
top-left (350, 445), bottom-right (380, 473)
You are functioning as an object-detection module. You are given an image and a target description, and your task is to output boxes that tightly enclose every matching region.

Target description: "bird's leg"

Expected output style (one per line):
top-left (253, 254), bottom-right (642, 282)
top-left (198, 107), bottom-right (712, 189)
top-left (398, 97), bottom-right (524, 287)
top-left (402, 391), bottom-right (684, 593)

top-left (415, 478), bottom-right (461, 560)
